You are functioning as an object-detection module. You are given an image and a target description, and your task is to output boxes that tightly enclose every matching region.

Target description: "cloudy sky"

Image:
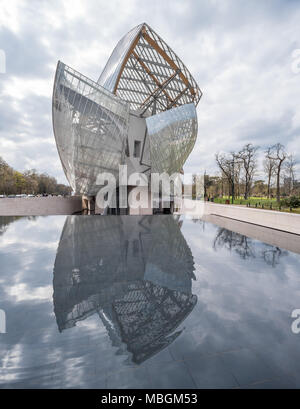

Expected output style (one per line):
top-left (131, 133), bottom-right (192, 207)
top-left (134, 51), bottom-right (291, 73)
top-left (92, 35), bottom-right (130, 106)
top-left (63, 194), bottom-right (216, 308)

top-left (0, 0), bottom-right (300, 184)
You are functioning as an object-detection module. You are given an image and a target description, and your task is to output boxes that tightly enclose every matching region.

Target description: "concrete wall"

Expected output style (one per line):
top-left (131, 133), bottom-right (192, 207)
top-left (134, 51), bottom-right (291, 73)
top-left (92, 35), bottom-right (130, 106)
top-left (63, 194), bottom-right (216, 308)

top-left (203, 214), bottom-right (300, 254)
top-left (126, 113), bottom-right (150, 176)
top-left (0, 196), bottom-right (82, 216)
top-left (178, 200), bottom-right (300, 235)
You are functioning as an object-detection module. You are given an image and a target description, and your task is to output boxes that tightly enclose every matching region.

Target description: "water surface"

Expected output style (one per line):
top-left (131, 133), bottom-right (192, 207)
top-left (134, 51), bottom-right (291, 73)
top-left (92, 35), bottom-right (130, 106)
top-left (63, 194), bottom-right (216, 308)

top-left (0, 215), bottom-right (300, 389)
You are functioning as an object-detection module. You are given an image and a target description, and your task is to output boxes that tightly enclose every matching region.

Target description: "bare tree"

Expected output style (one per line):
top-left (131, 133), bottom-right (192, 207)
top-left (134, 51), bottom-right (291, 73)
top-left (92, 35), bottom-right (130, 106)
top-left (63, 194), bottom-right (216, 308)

top-left (215, 153), bottom-right (235, 201)
top-left (234, 160), bottom-right (242, 198)
top-left (203, 172), bottom-right (213, 198)
top-left (238, 143), bottom-right (258, 200)
top-left (263, 156), bottom-right (276, 198)
top-left (266, 143), bottom-right (287, 203)
top-left (284, 154), bottom-right (297, 195)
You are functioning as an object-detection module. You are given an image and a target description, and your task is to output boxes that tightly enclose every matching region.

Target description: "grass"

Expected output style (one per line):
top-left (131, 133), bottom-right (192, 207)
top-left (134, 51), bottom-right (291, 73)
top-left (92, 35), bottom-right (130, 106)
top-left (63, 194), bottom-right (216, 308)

top-left (212, 196), bottom-right (300, 214)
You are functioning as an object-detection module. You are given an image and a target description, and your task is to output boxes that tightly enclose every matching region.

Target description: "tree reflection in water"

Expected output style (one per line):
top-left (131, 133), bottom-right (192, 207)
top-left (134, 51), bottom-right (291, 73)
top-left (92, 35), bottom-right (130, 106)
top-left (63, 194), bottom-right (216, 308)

top-left (261, 246), bottom-right (287, 267)
top-left (213, 227), bottom-right (288, 267)
top-left (0, 216), bottom-right (22, 236)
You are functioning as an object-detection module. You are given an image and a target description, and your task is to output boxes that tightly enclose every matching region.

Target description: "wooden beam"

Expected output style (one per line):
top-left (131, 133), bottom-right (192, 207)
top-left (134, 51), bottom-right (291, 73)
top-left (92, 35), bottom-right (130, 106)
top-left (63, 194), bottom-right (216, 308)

top-left (111, 25), bottom-right (195, 109)
top-left (113, 33), bottom-right (142, 94)
top-left (139, 71), bottom-right (177, 108)
top-left (167, 86), bottom-right (188, 109)
top-left (142, 31), bottom-right (195, 96)
top-left (132, 50), bottom-right (174, 104)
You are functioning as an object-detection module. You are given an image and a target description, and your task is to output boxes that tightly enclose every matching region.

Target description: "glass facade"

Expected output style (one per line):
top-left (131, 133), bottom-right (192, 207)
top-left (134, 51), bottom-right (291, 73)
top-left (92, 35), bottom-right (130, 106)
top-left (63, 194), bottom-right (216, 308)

top-left (146, 103), bottom-right (198, 174)
top-left (52, 23), bottom-right (202, 196)
top-left (97, 23), bottom-right (202, 115)
top-left (97, 24), bottom-right (143, 93)
top-left (53, 61), bottom-right (130, 195)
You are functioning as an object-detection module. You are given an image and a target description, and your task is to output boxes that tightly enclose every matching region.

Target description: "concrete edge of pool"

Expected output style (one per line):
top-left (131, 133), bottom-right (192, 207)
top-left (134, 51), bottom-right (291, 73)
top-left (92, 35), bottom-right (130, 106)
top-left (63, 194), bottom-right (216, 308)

top-left (1, 198), bottom-right (300, 237)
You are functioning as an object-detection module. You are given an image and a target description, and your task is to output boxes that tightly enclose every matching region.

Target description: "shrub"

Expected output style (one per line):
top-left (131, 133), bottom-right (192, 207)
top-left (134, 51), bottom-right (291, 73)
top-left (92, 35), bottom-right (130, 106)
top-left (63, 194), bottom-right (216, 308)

top-left (289, 196), bottom-right (300, 208)
top-left (281, 196), bottom-right (300, 208)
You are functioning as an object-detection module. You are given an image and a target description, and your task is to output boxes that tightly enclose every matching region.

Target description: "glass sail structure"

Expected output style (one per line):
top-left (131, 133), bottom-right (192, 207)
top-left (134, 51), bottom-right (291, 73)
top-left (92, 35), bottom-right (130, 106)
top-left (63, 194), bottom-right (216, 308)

top-left (52, 23), bottom-right (202, 197)
top-left (98, 23), bottom-right (202, 114)
top-left (52, 62), bottom-right (129, 195)
top-left (146, 103), bottom-right (198, 174)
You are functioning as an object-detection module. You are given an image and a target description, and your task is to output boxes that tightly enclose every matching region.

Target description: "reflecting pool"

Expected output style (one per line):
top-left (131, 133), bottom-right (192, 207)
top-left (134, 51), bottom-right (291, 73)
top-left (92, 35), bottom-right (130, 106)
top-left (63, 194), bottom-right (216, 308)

top-left (0, 215), bottom-right (300, 389)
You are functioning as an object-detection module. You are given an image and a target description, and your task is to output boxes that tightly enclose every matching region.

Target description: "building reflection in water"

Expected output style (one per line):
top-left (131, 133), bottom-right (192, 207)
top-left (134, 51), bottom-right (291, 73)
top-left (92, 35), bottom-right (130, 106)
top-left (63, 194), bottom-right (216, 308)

top-left (53, 215), bottom-right (197, 364)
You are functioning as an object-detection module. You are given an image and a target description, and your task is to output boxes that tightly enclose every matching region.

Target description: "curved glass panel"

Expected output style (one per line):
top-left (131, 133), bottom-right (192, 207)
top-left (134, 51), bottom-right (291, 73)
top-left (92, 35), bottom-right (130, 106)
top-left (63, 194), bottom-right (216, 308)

top-left (53, 215), bottom-right (197, 364)
top-left (97, 23), bottom-right (202, 114)
top-left (146, 103), bottom-right (198, 174)
top-left (97, 24), bottom-right (143, 93)
top-left (52, 61), bottom-right (130, 195)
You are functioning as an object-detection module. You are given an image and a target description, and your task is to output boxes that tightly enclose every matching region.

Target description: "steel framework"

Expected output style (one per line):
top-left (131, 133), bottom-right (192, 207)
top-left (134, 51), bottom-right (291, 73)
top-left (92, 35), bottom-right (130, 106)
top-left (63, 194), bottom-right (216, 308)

top-left (98, 23), bottom-right (202, 114)
top-left (52, 23), bottom-right (202, 196)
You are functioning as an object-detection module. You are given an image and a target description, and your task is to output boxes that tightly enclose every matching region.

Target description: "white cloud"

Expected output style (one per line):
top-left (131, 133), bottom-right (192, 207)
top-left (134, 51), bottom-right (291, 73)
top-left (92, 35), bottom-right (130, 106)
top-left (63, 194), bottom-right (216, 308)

top-left (7, 283), bottom-right (53, 302)
top-left (0, 0), bottom-right (300, 183)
